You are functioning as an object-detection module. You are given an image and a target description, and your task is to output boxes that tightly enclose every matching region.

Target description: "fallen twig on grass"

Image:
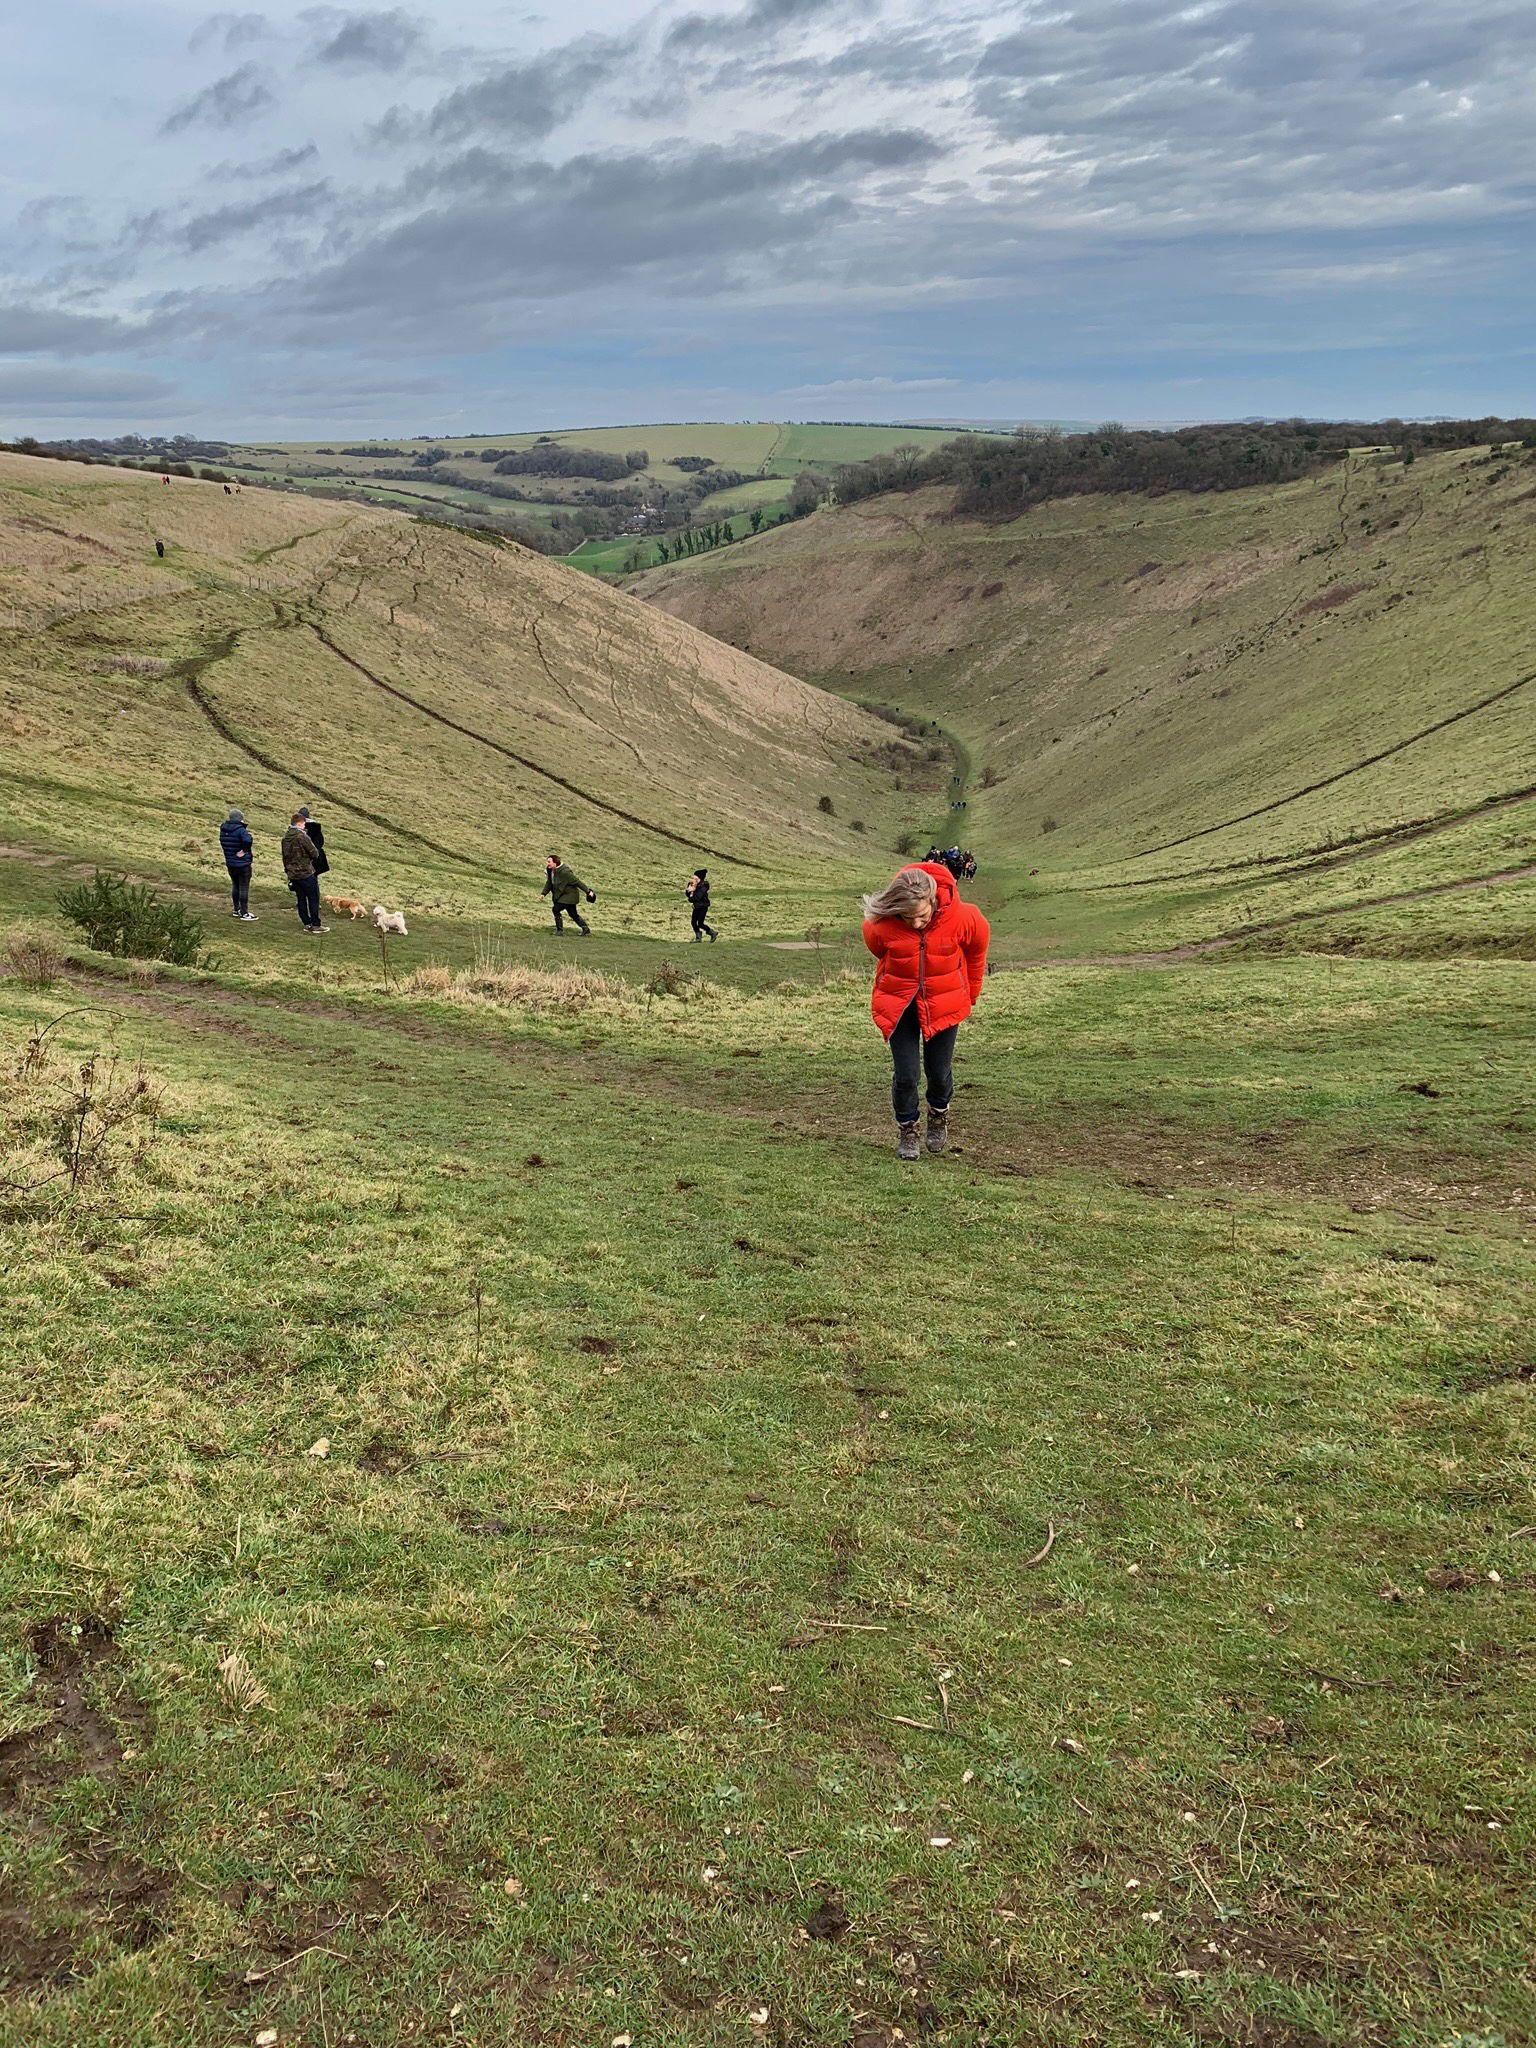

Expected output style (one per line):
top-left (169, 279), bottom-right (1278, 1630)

top-left (243, 1946), bottom-right (346, 1983)
top-left (1023, 1522), bottom-right (1058, 1567)
top-left (804, 1619), bottom-right (890, 1632)
top-left (891, 1715), bottom-right (942, 1732)
top-left (1186, 1854), bottom-right (1226, 1915)
top-left (1509, 1525), bottom-right (1536, 1539)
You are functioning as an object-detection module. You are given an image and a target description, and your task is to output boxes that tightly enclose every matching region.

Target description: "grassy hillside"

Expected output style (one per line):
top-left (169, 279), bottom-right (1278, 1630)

top-left (0, 452), bottom-right (933, 944)
top-left (635, 447), bottom-right (1536, 959)
top-left (3, 948), bottom-right (1534, 2048)
top-left (2, 447), bottom-right (1533, 2048)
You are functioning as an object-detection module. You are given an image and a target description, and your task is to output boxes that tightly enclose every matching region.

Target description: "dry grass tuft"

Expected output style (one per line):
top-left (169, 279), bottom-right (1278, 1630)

top-left (4, 927), bottom-right (65, 988)
top-left (407, 958), bottom-right (632, 1015)
top-left (216, 1648), bottom-right (270, 1714)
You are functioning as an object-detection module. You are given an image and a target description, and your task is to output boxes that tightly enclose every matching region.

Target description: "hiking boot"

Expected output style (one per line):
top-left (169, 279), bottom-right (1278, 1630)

top-left (926, 1107), bottom-right (950, 1155)
top-left (708, 928), bottom-right (718, 942)
top-left (896, 1120), bottom-right (922, 1162)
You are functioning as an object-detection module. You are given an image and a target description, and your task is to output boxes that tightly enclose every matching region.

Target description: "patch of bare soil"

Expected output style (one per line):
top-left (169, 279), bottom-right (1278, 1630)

top-left (0, 1617), bottom-right (167, 1999)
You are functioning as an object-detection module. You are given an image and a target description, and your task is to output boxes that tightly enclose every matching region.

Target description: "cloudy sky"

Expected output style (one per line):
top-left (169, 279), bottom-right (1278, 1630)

top-left (3, 0), bottom-right (1532, 436)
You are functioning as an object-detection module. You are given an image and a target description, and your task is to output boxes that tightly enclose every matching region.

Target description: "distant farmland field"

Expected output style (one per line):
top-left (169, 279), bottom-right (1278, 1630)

top-left (226, 422), bottom-right (974, 552)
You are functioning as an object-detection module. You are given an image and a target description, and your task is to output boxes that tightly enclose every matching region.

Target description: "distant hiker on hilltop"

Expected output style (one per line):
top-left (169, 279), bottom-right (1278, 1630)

top-left (685, 868), bottom-right (718, 943)
top-left (863, 861), bottom-right (989, 1162)
top-left (219, 807), bottom-right (256, 921)
top-left (542, 854), bottom-right (595, 936)
top-left (281, 813), bottom-right (327, 934)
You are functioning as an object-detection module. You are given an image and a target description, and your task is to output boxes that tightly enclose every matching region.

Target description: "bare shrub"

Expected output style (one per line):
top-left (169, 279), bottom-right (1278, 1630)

top-left (2, 1025), bottom-right (164, 1209)
top-left (5, 928), bottom-right (65, 988)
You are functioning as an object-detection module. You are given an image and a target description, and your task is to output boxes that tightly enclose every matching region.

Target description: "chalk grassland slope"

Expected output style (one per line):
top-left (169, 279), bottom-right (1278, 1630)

top-left (0, 454), bottom-right (913, 935)
top-left (636, 448), bottom-right (1536, 955)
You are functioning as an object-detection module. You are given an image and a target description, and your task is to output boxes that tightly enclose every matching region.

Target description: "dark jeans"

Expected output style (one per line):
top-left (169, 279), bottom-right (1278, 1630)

top-left (889, 1000), bottom-right (957, 1124)
top-left (552, 901), bottom-right (589, 934)
top-left (293, 874), bottom-right (321, 928)
top-left (227, 865), bottom-right (250, 915)
top-left (691, 905), bottom-right (716, 938)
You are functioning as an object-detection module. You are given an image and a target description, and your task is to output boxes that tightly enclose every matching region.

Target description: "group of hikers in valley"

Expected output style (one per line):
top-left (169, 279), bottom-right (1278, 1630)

top-left (217, 807), bottom-right (987, 1160)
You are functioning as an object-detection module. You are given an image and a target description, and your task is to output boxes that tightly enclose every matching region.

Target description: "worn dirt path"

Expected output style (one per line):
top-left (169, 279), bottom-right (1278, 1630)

top-left (62, 972), bottom-right (1535, 1218)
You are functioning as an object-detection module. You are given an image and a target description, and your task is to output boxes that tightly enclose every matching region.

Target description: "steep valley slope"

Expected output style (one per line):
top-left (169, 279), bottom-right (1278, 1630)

top-left (636, 446), bottom-right (1536, 957)
top-left (0, 453), bottom-right (919, 938)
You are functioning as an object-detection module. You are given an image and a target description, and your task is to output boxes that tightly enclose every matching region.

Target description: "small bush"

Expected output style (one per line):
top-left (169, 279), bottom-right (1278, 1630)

top-left (817, 795), bottom-right (835, 815)
top-left (1041, 817), bottom-right (1059, 835)
top-left (850, 819), bottom-right (866, 833)
top-left (647, 958), bottom-right (700, 999)
top-left (894, 830), bottom-right (919, 855)
top-left (57, 871), bottom-right (214, 968)
top-left (2, 1029), bottom-right (163, 1208)
top-left (4, 928), bottom-right (65, 988)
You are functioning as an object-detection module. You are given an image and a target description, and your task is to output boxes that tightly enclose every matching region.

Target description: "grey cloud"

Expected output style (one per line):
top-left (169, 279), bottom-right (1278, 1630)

top-left (178, 181), bottom-right (335, 253)
top-left (0, 304), bottom-right (145, 355)
top-left (969, 0), bottom-right (1536, 233)
top-left (665, 0), bottom-right (852, 53)
top-left (393, 35), bottom-right (632, 145)
top-left (0, 364), bottom-right (177, 408)
top-left (161, 64), bottom-right (275, 134)
top-left (188, 13), bottom-right (269, 54)
top-left (310, 9), bottom-right (425, 70)
top-left (283, 127), bottom-right (944, 335)
top-left (218, 144), bottom-right (322, 181)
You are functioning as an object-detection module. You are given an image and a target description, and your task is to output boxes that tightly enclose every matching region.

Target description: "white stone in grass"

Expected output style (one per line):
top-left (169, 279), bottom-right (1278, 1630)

top-left (305, 1437), bottom-right (330, 1459)
top-left (927, 1835), bottom-right (954, 1848)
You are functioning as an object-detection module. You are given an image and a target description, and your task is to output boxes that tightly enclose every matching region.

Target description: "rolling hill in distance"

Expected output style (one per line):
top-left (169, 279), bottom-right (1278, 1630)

top-left (0, 449), bottom-right (929, 951)
top-left (636, 441), bottom-right (1536, 961)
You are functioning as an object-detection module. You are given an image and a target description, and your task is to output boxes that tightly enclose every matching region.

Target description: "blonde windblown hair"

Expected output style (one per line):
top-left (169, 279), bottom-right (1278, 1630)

top-left (862, 865), bottom-right (939, 923)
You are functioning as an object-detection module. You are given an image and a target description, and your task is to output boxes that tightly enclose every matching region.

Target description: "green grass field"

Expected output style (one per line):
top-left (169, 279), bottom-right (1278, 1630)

top-left (1, 943), bottom-right (1532, 2047)
top-left (2, 446), bottom-right (1533, 2044)
top-left (225, 426), bottom-right (967, 547)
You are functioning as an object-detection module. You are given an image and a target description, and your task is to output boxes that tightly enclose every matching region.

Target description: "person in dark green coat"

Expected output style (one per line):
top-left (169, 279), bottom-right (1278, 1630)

top-left (541, 853), bottom-right (594, 936)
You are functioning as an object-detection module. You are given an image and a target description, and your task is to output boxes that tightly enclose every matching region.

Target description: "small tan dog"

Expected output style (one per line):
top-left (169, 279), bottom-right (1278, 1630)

top-left (325, 895), bottom-right (366, 920)
top-left (373, 905), bottom-right (409, 936)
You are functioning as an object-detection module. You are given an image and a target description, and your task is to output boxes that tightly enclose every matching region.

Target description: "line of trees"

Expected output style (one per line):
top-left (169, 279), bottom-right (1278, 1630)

top-left (833, 417), bottom-right (1536, 520)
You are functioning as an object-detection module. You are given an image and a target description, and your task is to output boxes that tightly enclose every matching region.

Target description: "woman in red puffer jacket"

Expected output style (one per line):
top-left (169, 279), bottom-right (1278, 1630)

top-left (862, 862), bottom-right (990, 1160)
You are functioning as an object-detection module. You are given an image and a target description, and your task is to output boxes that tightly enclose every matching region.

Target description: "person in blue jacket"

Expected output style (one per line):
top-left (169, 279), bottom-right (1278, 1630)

top-left (218, 808), bottom-right (257, 920)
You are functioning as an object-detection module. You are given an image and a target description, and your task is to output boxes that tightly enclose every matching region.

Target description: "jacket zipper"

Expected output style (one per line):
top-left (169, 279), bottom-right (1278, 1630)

top-left (917, 931), bottom-right (927, 1033)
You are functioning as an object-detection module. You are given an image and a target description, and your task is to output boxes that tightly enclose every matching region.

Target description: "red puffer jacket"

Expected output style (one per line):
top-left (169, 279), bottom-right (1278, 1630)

top-left (863, 863), bottom-right (990, 1039)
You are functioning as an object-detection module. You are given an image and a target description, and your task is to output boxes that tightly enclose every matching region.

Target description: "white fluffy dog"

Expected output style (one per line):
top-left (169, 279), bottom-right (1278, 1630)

top-left (372, 905), bottom-right (409, 936)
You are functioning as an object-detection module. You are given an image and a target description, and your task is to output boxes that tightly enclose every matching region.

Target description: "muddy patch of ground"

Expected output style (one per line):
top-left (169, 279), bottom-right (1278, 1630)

top-left (0, 1616), bottom-right (167, 1999)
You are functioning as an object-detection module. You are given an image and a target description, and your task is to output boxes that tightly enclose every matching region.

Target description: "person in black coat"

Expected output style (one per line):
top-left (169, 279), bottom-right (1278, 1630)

top-left (685, 868), bottom-right (718, 943)
top-left (296, 806), bottom-right (329, 878)
top-left (218, 808), bottom-right (256, 919)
